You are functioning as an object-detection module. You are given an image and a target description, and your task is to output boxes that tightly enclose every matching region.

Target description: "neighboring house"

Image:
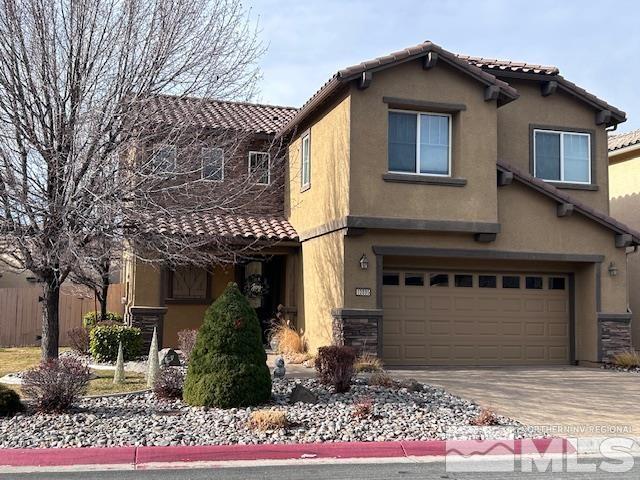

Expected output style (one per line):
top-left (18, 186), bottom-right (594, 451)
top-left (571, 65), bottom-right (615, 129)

top-left (608, 129), bottom-right (640, 351)
top-left (124, 40), bottom-right (638, 366)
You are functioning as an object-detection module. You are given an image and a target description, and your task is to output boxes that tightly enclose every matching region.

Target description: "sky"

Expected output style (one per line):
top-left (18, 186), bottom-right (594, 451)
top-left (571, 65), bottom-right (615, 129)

top-left (250, 0), bottom-right (640, 133)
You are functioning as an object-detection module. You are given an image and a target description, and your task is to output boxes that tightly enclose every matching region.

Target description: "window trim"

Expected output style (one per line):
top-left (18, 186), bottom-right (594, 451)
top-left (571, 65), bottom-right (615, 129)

top-left (201, 147), bottom-right (224, 182)
top-left (165, 267), bottom-right (212, 305)
top-left (388, 109), bottom-right (452, 178)
top-left (248, 151), bottom-right (271, 185)
top-left (301, 132), bottom-right (311, 191)
top-left (152, 144), bottom-right (177, 173)
top-left (531, 126), bottom-right (593, 185)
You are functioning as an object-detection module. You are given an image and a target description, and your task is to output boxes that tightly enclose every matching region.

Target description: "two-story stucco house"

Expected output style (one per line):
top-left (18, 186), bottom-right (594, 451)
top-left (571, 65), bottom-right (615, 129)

top-left (608, 129), bottom-right (640, 351)
top-left (123, 41), bottom-right (638, 367)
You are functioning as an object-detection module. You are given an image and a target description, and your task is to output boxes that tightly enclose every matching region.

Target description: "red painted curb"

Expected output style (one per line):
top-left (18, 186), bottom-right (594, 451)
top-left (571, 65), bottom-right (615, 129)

top-left (0, 438), bottom-right (574, 468)
top-left (136, 441), bottom-right (405, 464)
top-left (0, 447), bottom-right (136, 467)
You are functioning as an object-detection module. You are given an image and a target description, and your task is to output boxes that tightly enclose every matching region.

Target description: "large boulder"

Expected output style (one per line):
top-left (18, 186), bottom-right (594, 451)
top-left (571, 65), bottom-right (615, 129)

top-left (183, 283), bottom-right (271, 408)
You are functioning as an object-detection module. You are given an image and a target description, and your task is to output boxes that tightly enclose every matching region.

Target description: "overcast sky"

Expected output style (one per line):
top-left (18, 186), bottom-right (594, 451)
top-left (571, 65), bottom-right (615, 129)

top-left (251, 0), bottom-right (640, 133)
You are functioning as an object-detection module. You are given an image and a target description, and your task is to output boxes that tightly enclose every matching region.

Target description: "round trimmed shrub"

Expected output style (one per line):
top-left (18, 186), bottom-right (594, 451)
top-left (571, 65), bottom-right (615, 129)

top-left (82, 311), bottom-right (124, 330)
top-left (89, 324), bottom-right (141, 362)
top-left (183, 282), bottom-right (271, 408)
top-left (0, 384), bottom-right (24, 417)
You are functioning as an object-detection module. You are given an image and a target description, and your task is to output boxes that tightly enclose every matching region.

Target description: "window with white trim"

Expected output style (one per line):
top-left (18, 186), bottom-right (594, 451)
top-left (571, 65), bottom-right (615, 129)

top-left (249, 151), bottom-right (270, 185)
top-left (202, 147), bottom-right (224, 181)
top-left (388, 110), bottom-right (451, 176)
top-left (301, 133), bottom-right (311, 189)
top-left (533, 129), bottom-right (591, 184)
top-left (152, 145), bottom-right (176, 173)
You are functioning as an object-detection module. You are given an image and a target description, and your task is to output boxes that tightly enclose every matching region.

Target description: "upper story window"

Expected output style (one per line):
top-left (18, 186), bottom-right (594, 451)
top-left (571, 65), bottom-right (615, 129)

top-left (249, 151), bottom-right (270, 185)
top-left (301, 133), bottom-right (311, 190)
top-left (533, 129), bottom-right (591, 184)
top-left (202, 147), bottom-right (224, 181)
top-left (152, 145), bottom-right (176, 173)
top-left (388, 110), bottom-right (451, 176)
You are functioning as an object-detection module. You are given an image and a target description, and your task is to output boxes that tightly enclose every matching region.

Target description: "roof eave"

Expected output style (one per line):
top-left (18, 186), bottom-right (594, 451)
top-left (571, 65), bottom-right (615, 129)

top-left (497, 162), bottom-right (640, 244)
top-left (482, 70), bottom-right (626, 126)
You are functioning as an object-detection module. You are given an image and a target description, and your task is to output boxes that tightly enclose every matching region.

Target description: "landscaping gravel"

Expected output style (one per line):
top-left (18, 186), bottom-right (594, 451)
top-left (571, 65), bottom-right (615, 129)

top-left (0, 378), bottom-right (534, 448)
top-left (601, 363), bottom-right (640, 374)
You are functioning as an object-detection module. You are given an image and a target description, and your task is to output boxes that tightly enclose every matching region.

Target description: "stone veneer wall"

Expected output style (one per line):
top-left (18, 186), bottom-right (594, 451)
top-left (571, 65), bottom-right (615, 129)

top-left (129, 306), bottom-right (168, 352)
top-left (598, 314), bottom-right (632, 363)
top-left (331, 309), bottom-right (382, 355)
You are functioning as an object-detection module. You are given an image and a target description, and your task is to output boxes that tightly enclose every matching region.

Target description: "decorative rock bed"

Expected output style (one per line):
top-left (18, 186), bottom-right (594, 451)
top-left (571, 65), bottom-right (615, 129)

top-left (601, 363), bottom-right (640, 374)
top-left (0, 378), bottom-right (534, 449)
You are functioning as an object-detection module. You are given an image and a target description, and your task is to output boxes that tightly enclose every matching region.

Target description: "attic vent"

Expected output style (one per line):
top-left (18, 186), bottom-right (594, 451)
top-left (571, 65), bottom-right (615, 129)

top-left (272, 115), bottom-right (279, 121)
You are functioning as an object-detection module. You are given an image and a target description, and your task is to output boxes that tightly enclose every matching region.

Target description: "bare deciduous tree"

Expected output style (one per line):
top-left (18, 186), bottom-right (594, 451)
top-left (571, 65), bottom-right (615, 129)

top-left (0, 0), bottom-right (278, 361)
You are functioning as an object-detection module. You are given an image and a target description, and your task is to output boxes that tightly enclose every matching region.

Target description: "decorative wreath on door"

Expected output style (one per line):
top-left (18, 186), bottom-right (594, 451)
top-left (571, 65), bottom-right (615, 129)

top-left (244, 274), bottom-right (270, 299)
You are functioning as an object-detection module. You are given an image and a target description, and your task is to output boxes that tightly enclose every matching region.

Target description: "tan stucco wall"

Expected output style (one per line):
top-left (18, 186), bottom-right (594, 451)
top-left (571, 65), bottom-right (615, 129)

top-left (286, 94), bottom-right (351, 235)
top-left (129, 259), bottom-right (234, 348)
top-left (298, 230), bottom-right (345, 353)
top-left (339, 181), bottom-right (627, 362)
top-left (349, 60), bottom-right (498, 223)
top-left (497, 79), bottom-right (610, 213)
top-left (609, 152), bottom-right (640, 349)
top-left (162, 265), bottom-right (234, 347)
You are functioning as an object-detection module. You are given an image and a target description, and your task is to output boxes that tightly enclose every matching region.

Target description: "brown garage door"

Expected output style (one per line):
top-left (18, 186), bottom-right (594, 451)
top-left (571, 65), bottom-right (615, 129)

top-left (382, 270), bottom-right (570, 366)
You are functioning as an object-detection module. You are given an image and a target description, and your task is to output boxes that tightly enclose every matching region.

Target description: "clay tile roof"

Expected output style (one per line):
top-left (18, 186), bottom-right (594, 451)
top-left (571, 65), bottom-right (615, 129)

top-left (153, 213), bottom-right (298, 242)
top-left (608, 129), bottom-right (640, 152)
top-left (278, 40), bottom-right (519, 138)
top-left (143, 95), bottom-right (298, 135)
top-left (497, 160), bottom-right (640, 243)
top-left (456, 55), bottom-right (559, 75)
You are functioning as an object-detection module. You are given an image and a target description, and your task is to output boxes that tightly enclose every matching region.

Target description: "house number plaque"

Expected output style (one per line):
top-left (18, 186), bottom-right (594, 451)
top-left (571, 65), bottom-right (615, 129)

top-left (355, 287), bottom-right (371, 297)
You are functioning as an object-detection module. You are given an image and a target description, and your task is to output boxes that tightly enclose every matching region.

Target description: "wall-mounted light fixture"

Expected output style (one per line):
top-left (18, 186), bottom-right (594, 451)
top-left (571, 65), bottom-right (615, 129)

top-left (359, 254), bottom-right (369, 270)
top-left (608, 262), bottom-right (618, 277)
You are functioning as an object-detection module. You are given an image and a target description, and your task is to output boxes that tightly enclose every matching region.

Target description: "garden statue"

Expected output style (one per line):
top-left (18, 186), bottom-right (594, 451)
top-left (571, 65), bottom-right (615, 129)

top-left (273, 356), bottom-right (286, 378)
top-left (113, 341), bottom-right (125, 384)
top-left (147, 327), bottom-right (160, 388)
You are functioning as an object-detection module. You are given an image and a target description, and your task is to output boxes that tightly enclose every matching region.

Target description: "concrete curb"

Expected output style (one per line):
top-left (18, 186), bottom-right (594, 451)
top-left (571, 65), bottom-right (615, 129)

top-left (567, 436), bottom-right (640, 455)
top-left (0, 438), bottom-right (572, 469)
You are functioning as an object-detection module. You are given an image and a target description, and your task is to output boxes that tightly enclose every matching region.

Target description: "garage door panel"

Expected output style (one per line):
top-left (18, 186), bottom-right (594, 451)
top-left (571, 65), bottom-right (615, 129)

top-left (404, 319), bottom-right (426, 335)
top-left (404, 295), bottom-right (426, 310)
top-left (383, 270), bottom-right (570, 366)
top-left (430, 296), bottom-right (452, 310)
top-left (524, 299), bottom-right (545, 312)
top-left (454, 297), bottom-right (476, 311)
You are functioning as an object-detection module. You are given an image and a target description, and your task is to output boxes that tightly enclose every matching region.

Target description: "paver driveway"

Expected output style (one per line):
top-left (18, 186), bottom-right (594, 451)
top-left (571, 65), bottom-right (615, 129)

top-left (390, 366), bottom-right (640, 437)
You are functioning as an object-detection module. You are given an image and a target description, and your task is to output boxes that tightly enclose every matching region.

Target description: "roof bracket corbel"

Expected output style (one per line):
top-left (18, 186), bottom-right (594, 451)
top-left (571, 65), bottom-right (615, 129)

top-left (422, 51), bottom-right (438, 70)
top-left (474, 233), bottom-right (497, 243)
top-left (358, 71), bottom-right (372, 90)
top-left (557, 203), bottom-right (574, 217)
top-left (615, 233), bottom-right (633, 248)
top-left (484, 85), bottom-right (500, 102)
top-left (541, 80), bottom-right (558, 97)
top-left (596, 110), bottom-right (612, 126)
top-left (497, 170), bottom-right (513, 187)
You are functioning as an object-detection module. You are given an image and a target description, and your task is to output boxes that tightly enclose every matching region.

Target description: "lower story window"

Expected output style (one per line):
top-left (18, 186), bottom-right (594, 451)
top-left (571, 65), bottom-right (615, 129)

top-left (168, 266), bottom-right (209, 301)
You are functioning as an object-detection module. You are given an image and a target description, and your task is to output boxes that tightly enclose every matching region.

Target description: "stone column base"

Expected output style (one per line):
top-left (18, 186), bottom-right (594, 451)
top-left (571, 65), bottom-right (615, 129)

top-left (598, 313), bottom-right (632, 363)
top-left (331, 308), bottom-right (383, 356)
top-left (129, 306), bottom-right (168, 352)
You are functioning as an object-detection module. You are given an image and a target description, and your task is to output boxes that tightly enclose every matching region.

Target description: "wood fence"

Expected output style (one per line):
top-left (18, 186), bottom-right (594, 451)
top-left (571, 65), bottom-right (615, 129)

top-left (0, 283), bottom-right (125, 347)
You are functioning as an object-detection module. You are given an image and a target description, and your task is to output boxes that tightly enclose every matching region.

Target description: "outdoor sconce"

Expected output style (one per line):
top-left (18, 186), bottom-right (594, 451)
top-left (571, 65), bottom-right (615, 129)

top-left (608, 262), bottom-right (618, 277)
top-left (359, 254), bottom-right (369, 270)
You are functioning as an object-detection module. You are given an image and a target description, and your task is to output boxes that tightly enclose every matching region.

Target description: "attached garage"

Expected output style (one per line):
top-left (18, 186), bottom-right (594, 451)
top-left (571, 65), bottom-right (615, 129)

top-left (382, 269), bottom-right (571, 366)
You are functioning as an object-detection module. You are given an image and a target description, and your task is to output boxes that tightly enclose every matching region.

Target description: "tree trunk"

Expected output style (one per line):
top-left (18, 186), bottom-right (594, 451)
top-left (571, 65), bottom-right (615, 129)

top-left (100, 281), bottom-right (109, 321)
top-left (41, 275), bottom-right (61, 362)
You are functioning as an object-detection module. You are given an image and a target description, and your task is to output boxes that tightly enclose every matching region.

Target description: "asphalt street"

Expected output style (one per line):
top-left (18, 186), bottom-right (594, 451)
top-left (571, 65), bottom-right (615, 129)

top-left (3, 457), bottom-right (640, 480)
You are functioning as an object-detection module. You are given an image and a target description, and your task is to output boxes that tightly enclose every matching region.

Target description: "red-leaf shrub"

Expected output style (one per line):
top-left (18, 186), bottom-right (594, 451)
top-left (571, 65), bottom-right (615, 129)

top-left (67, 327), bottom-right (90, 354)
top-left (21, 357), bottom-right (91, 412)
top-left (153, 367), bottom-right (184, 399)
top-left (177, 329), bottom-right (197, 363)
top-left (314, 346), bottom-right (356, 393)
